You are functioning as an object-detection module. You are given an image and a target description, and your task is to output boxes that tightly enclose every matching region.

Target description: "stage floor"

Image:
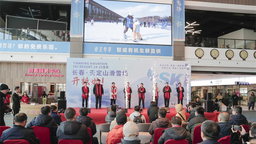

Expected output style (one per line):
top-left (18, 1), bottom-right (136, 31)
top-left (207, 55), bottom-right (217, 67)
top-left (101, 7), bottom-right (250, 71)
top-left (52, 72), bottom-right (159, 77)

top-left (60, 108), bottom-right (220, 124)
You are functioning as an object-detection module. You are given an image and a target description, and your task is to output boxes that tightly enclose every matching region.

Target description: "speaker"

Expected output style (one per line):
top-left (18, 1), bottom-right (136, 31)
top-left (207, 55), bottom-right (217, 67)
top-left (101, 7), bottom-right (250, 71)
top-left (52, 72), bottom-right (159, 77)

top-left (206, 93), bottom-right (212, 101)
top-left (205, 100), bottom-right (214, 112)
top-left (58, 100), bottom-right (67, 110)
top-left (60, 91), bottom-right (65, 100)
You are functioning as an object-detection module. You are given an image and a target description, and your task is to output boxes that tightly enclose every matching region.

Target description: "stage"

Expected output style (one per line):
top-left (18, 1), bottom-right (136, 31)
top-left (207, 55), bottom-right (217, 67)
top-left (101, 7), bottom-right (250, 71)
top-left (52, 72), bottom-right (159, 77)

top-left (60, 108), bottom-right (220, 124)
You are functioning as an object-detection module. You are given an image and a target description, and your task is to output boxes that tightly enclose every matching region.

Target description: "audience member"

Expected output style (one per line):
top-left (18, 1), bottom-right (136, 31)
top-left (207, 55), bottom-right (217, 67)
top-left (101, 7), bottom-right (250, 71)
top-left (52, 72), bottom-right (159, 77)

top-left (0, 84), bottom-right (9, 126)
top-left (175, 104), bottom-right (186, 123)
top-left (57, 107), bottom-right (90, 143)
top-left (0, 113), bottom-right (40, 144)
top-left (76, 107), bottom-right (98, 144)
top-left (50, 105), bottom-right (62, 125)
top-left (121, 121), bottom-right (140, 144)
top-left (199, 120), bottom-right (220, 144)
top-left (110, 109), bottom-right (131, 130)
top-left (106, 110), bottom-right (127, 144)
top-left (27, 106), bottom-right (58, 144)
top-left (105, 104), bottom-right (116, 123)
top-left (217, 112), bottom-right (231, 138)
top-left (186, 106), bottom-right (208, 139)
top-left (129, 105), bottom-right (146, 123)
top-left (228, 106), bottom-right (248, 125)
top-left (195, 97), bottom-right (202, 106)
top-left (231, 122), bottom-right (256, 144)
top-left (187, 103), bottom-right (196, 122)
top-left (148, 108), bottom-right (171, 143)
top-left (158, 116), bottom-right (191, 144)
top-left (147, 101), bottom-right (159, 123)
top-left (248, 92), bottom-right (256, 110)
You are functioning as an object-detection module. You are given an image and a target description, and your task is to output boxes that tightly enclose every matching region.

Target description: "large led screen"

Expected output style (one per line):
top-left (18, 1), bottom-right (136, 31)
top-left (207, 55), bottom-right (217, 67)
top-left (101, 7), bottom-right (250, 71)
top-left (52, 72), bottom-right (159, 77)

top-left (84, 0), bottom-right (172, 45)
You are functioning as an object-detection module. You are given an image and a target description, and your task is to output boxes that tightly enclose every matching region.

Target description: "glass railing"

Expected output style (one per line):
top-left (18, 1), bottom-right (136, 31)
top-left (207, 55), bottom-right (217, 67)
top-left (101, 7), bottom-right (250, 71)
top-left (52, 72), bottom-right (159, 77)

top-left (0, 28), bottom-right (70, 42)
top-left (185, 36), bottom-right (256, 50)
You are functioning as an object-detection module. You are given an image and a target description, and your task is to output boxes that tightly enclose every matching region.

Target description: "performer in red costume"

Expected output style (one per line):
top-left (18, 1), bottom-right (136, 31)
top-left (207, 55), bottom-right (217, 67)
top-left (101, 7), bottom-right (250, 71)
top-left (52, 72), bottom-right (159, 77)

top-left (138, 83), bottom-right (146, 109)
top-left (153, 83), bottom-right (160, 106)
top-left (93, 79), bottom-right (104, 109)
top-left (123, 82), bottom-right (132, 109)
top-left (163, 82), bottom-right (172, 107)
top-left (176, 82), bottom-right (184, 105)
top-left (110, 82), bottom-right (118, 105)
top-left (82, 82), bottom-right (89, 107)
top-left (21, 91), bottom-right (30, 104)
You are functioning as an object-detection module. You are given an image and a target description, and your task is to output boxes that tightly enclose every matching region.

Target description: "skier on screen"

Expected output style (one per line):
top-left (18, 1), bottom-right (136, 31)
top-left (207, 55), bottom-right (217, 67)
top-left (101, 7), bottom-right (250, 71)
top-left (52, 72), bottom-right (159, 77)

top-left (123, 13), bottom-right (134, 39)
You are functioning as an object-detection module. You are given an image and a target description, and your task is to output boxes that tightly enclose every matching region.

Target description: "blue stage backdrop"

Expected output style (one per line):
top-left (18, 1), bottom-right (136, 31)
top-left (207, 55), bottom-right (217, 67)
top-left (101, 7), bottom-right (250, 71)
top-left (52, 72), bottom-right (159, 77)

top-left (66, 58), bottom-right (191, 108)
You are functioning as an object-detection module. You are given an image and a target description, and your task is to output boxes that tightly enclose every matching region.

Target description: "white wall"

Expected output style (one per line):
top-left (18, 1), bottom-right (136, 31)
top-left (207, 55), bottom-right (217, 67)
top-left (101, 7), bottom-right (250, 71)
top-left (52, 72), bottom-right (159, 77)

top-left (219, 28), bottom-right (256, 40)
top-left (185, 47), bottom-right (256, 73)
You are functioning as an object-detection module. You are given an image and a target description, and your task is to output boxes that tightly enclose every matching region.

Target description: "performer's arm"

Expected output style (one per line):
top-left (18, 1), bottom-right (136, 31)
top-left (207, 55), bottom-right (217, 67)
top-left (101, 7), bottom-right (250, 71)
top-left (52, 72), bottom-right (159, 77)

top-left (82, 87), bottom-right (85, 94)
top-left (182, 87), bottom-right (184, 92)
top-left (130, 88), bottom-right (132, 94)
top-left (176, 87), bottom-right (179, 93)
top-left (123, 88), bottom-right (125, 93)
top-left (87, 87), bottom-right (89, 95)
top-left (115, 88), bottom-right (118, 95)
top-left (169, 87), bottom-right (172, 92)
top-left (163, 87), bottom-right (165, 93)
top-left (144, 88), bottom-right (146, 93)
top-left (102, 85), bottom-right (104, 95)
top-left (93, 85), bottom-right (96, 95)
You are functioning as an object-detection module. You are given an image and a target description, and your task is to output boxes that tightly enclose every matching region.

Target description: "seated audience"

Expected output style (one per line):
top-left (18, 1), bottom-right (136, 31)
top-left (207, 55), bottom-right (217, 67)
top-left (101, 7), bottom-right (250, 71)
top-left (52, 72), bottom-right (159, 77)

top-left (57, 107), bottom-right (90, 144)
top-left (76, 107), bottom-right (98, 144)
top-left (27, 106), bottom-right (57, 144)
top-left (0, 113), bottom-right (40, 144)
top-left (129, 105), bottom-right (146, 123)
top-left (187, 103), bottom-right (196, 122)
top-left (121, 121), bottom-right (140, 144)
top-left (186, 107), bottom-right (208, 139)
top-left (147, 101), bottom-right (159, 123)
top-left (110, 109), bottom-right (131, 130)
top-left (175, 104), bottom-right (186, 123)
top-left (217, 112), bottom-right (232, 139)
top-left (199, 120), bottom-right (220, 144)
top-left (106, 110), bottom-right (127, 144)
top-left (50, 105), bottom-right (62, 125)
top-left (105, 104), bottom-right (116, 123)
top-left (231, 122), bottom-right (256, 144)
top-left (195, 97), bottom-right (202, 106)
top-left (148, 108), bottom-right (171, 142)
top-left (158, 116), bottom-right (191, 144)
top-left (228, 106), bottom-right (248, 125)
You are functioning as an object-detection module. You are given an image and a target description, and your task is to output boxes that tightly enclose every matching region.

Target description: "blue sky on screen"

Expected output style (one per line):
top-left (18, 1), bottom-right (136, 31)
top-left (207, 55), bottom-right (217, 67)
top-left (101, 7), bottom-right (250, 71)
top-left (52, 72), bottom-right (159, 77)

top-left (92, 0), bottom-right (172, 18)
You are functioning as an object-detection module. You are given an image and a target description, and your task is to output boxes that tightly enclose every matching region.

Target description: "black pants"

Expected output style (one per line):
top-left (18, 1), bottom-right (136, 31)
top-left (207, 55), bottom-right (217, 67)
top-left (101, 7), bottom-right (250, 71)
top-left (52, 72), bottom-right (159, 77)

top-left (0, 113), bottom-right (5, 126)
top-left (82, 97), bottom-right (88, 107)
top-left (164, 98), bottom-right (169, 107)
top-left (139, 98), bottom-right (144, 109)
top-left (178, 98), bottom-right (183, 105)
top-left (110, 99), bottom-right (116, 105)
top-left (155, 97), bottom-right (158, 106)
top-left (13, 108), bottom-right (19, 123)
top-left (95, 96), bottom-right (102, 109)
top-left (123, 27), bottom-right (133, 33)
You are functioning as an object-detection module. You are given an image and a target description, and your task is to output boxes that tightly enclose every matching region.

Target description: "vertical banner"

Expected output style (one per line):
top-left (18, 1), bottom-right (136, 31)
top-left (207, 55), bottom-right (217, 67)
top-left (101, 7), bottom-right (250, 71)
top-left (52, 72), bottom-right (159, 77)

top-left (173, 0), bottom-right (185, 41)
top-left (70, 0), bottom-right (84, 37)
top-left (66, 58), bottom-right (191, 108)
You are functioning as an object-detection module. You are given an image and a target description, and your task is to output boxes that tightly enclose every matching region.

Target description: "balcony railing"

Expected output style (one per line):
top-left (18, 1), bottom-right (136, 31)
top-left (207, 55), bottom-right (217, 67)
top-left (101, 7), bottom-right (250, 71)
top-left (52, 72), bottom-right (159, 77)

top-left (0, 28), bottom-right (70, 42)
top-left (185, 36), bottom-right (256, 50)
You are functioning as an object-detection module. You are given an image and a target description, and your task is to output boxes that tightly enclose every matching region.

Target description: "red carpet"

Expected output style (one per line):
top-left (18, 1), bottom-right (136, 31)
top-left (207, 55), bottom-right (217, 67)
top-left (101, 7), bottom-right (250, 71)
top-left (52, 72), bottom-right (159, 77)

top-left (60, 108), bottom-right (220, 124)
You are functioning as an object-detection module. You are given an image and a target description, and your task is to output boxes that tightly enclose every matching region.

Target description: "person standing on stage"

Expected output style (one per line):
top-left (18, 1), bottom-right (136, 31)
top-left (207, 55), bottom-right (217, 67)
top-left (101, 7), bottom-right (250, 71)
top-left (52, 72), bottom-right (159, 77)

top-left (82, 82), bottom-right (89, 107)
top-left (123, 82), bottom-right (132, 109)
top-left (0, 84), bottom-right (10, 126)
top-left (138, 83), bottom-right (146, 109)
top-left (93, 79), bottom-right (104, 109)
top-left (110, 82), bottom-right (118, 105)
top-left (163, 82), bottom-right (172, 107)
top-left (12, 86), bottom-right (22, 121)
top-left (153, 83), bottom-right (160, 106)
top-left (176, 82), bottom-right (184, 105)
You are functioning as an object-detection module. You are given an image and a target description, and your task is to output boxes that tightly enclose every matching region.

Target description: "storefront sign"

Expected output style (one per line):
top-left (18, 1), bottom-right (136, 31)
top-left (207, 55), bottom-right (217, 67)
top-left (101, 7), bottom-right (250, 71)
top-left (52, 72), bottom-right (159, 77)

top-left (235, 81), bottom-right (249, 85)
top-left (24, 68), bottom-right (64, 77)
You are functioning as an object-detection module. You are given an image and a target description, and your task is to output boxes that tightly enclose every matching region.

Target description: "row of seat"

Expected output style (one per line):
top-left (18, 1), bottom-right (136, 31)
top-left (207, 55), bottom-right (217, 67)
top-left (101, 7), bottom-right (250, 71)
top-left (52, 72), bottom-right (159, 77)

top-left (0, 126), bottom-right (92, 144)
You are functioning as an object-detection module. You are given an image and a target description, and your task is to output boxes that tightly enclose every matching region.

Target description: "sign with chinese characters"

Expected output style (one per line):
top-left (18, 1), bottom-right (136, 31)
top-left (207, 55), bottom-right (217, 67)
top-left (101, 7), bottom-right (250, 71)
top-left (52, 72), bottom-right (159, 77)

top-left (0, 40), bottom-right (70, 53)
top-left (83, 43), bottom-right (173, 57)
top-left (66, 58), bottom-right (191, 108)
top-left (24, 68), bottom-right (64, 77)
top-left (70, 0), bottom-right (84, 37)
top-left (173, 0), bottom-right (185, 41)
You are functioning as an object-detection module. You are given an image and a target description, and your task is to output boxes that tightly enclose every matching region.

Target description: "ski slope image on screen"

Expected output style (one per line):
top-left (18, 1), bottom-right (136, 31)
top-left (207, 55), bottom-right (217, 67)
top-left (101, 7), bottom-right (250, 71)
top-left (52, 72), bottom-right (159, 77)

top-left (84, 0), bottom-right (172, 45)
